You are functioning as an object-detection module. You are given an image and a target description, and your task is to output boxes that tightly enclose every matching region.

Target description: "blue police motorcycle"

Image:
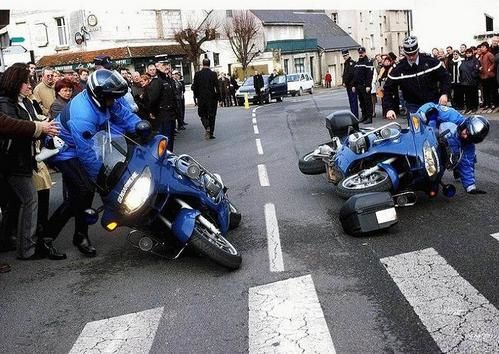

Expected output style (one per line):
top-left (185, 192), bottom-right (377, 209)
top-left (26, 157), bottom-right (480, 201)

top-left (87, 125), bottom-right (242, 269)
top-left (299, 110), bottom-right (457, 205)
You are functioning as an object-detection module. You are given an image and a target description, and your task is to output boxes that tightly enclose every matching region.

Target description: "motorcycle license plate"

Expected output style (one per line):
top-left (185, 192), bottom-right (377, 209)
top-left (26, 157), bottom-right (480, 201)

top-left (375, 207), bottom-right (397, 224)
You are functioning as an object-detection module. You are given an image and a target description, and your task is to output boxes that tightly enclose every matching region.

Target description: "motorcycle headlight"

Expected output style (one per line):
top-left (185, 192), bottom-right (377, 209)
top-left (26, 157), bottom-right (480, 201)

top-left (122, 167), bottom-right (153, 214)
top-left (423, 140), bottom-right (439, 178)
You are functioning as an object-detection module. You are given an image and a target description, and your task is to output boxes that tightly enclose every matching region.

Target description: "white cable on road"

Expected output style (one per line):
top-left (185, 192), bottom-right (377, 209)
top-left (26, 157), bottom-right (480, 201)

top-left (69, 307), bottom-right (164, 354)
top-left (255, 139), bottom-right (264, 155)
top-left (249, 275), bottom-right (336, 353)
top-left (491, 232), bottom-right (499, 242)
top-left (253, 124), bottom-right (259, 135)
top-left (257, 164), bottom-right (269, 186)
top-left (264, 203), bottom-right (284, 272)
top-left (381, 248), bottom-right (499, 353)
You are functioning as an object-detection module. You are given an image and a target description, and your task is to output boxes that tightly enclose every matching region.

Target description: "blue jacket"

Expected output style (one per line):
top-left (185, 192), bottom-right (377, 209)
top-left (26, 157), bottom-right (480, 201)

top-left (52, 90), bottom-right (141, 180)
top-left (417, 103), bottom-right (476, 191)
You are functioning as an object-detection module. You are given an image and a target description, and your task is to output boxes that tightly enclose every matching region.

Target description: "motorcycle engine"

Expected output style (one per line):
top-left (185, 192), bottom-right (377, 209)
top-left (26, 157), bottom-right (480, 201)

top-left (348, 132), bottom-right (368, 154)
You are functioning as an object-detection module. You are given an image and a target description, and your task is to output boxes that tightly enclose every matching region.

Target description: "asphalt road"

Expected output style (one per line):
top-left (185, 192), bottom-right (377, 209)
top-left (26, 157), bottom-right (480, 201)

top-left (0, 90), bottom-right (498, 353)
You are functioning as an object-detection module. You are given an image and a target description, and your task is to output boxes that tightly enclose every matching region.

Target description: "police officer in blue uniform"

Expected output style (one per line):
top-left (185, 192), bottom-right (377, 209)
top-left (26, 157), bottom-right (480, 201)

top-left (352, 47), bottom-right (375, 123)
top-left (383, 36), bottom-right (451, 119)
top-left (418, 102), bottom-right (490, 194)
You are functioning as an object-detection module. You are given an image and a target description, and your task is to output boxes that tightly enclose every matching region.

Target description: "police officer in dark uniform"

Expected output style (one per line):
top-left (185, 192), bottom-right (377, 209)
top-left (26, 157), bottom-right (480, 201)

top-left (352, 47), bottom-right (375, 123)
top-left (341, 49), bottom-right (358, 118)
top-left (383, 36), bottom-right (451, 120)
top-left (147, 60), bottom-right (178, 151)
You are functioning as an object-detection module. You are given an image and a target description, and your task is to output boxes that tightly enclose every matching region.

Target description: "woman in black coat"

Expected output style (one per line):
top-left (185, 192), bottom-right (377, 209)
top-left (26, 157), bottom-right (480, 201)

top-left (0, 64), bottom-right (62, 260)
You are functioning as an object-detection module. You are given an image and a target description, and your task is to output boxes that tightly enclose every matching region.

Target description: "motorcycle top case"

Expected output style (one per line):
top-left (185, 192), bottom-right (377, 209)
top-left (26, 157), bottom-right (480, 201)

top-left (339, 192), bottom-right (398, 236)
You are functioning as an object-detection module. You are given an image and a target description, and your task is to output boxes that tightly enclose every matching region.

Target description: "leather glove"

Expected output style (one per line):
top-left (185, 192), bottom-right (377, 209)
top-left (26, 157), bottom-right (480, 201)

top-left (468, 189), bottom-right (486, 195)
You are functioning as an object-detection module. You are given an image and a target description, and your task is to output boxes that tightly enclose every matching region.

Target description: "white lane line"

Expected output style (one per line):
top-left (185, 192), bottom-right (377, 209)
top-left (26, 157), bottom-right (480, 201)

top-left (257, 164), bottom-right (270, 187)
top-left (491, 232), bottom-right (499, 242)
top-left (255, 139), bottom-right (264, 155)
top-left (253, 106), bottom-right (263, 113)
top-left (249, 275), bottom-right (336, 353)
top-left (252, 117), bottom-right (257, 124)
top-left (264, 203), bottom-right (284, 272)
top-left (253, 124), bottom-right (259, 135)
top-left (69, 307), bottom-right (164, 354)
top-left (252, 113), bottom-right (256, 117)
top-left (381, 248), bottom-right (499, 353)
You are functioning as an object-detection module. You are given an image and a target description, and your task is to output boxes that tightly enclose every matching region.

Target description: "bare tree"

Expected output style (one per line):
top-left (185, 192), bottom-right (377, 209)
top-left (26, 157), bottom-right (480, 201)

top-left (225, 11), bottom-right (261, 76)
top-left (174, 11), bottom-right (218, 72)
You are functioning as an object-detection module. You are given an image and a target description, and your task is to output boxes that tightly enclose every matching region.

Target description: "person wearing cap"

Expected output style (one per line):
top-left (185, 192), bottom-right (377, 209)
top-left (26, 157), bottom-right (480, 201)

top-left (341, 49), bottom-right (359, 119)
top-left (93, 55), bottom-right (113, 70)
top-left (352, 47), bottom-right (375, 123)
top-left (382, 35), bottom-right (451, 120)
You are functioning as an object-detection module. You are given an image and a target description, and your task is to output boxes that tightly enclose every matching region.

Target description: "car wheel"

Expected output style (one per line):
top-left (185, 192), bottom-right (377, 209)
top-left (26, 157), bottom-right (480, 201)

top-left (291, 92), bottom-right (296, 97)
top-left (265, 92), bottom-right (271, 104)
top-left (309, 87), bottom-right (314, 94)
top-left (298, 87), bottom-right (303, 96)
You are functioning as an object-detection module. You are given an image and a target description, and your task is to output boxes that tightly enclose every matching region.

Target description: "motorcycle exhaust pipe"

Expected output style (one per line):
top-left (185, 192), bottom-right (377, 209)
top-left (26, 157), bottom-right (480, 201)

top-left (359, 157), bottom-right (397, 178)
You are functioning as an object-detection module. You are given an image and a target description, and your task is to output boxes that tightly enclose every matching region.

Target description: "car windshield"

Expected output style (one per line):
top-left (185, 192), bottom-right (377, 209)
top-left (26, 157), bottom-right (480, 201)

top-left (242, 76), bottom-right (269, 86)
top-left (287, 74), bottom-right (299, 82)
top-left (92, 130), bottom-right (128, 179)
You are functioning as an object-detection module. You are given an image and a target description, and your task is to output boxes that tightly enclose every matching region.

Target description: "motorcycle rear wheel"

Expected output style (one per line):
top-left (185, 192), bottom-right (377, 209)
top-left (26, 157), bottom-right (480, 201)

top-left (336, 170), bottom-right (392, 199)
top-left (190, 219), bottom-right (242, 270)
top-left (298, 151), bottom-right (326, 175)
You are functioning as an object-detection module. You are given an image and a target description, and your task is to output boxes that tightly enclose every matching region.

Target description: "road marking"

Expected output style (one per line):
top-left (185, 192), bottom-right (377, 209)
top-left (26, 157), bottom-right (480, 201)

top-left (253, 106), bottom-right (263, 113)
top-left (491, 232), bottom-right (499, 242)
top-left (69, 307), bottom-right (164, 354)
top-left (264, 203), bottom-right (284, 272)
top-left (252, 117), bottom-right (257, 124)
top-left (253, 124), bottom-right (259, 135)
top-left (255, 139), bottom-right (264, 155)
top-left (249, 275), bottom-right (336, 353)
top-left (257, 164), bottom-right (270, 186)
top-left (252, 113), bottom-right (256, 117)
top-left (381, 248), bottom-right (499, 353)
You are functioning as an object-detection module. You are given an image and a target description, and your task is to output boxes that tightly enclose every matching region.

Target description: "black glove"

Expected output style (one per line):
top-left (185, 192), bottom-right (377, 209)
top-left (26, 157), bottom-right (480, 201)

top-left (468, 189), bottom-right (486, 195)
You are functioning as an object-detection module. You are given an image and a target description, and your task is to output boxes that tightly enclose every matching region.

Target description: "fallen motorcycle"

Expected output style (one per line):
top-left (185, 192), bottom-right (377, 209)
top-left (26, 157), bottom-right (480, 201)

top-left (299, 110), bottom-right (457, 206)
top-left (86, 122), bottom-right (242, 269)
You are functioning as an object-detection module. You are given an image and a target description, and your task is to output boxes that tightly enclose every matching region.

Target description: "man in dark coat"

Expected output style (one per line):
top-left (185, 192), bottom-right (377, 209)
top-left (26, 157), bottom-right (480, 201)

top-left (383, 35), bottom-right (451, 119)
top-left (192, 58), bottom-right (220, 139)
top-left (352, 47), bottom-right (375, 123)
top-left (341, 49), bottom-right (359, 118)
top-left (253, 70), bottom-right (264, 105)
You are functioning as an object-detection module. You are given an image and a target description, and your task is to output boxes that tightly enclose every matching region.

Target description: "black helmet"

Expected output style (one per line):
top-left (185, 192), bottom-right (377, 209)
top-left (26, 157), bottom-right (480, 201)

top-left (87, 69), bottom-right (128, 109)
top-left (459, 115), bottom-right (490, 144)
top-left (402, 35), bottom-right (419, 55)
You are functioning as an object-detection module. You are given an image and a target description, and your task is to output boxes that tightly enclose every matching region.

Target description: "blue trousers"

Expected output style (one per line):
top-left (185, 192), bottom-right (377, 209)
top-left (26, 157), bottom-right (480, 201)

top-left (346, 87), bottom-right (359, 118)
top-left (159, 120), bottom-right (176, 152)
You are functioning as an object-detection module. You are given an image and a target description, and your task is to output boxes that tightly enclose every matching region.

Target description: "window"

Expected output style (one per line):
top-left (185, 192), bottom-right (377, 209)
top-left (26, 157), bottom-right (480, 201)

top-left (370, 34), bottom-right (375, 50)
top-left (55, 17), bottom-right (68, 46)
top-left (294, 58), bottom-right (305, 73)
top-left (213, 52), bottom-right (220, 66)
top-left (384, 16), bottom-right (387, 26)
top-left (369, 11), bottom-right (374, 24)
top-left (331, 12), bottom-right (338, 23)
top-left (485, 14), bottom-right (494, 32)
top-left (347, 26), bottom-right (352, 35)
top-left (385, 38), bottom-right (388, 46)
top-left (360, 12), bottom-right (363, 23)
top-left (284, 59), bottom-right (289, 74)
top-left (380, 23), bottom-right (383, 35)
top-left (226, 10), bottom-right (233, 18)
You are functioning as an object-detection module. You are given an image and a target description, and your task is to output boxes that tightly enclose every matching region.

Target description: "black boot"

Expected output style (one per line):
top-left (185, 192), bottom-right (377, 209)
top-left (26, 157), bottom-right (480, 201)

top-left (73, 234), bottom-right (96, 257)
top-left (37, 238), bottom-right (67, 260)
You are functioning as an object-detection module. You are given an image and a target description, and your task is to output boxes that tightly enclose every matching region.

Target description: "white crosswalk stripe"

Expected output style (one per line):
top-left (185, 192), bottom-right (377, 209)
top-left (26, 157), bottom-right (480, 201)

top-left (249, 275), bottom-right (336, 354)
top-left (69, 307), bottom-right (164, 354)
top-left (381, 248), bottom-right (499, 353)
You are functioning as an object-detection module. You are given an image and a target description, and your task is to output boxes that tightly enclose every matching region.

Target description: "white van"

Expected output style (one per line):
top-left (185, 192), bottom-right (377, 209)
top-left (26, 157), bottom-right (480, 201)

top-left (286, 72), bottom-right (314, 96)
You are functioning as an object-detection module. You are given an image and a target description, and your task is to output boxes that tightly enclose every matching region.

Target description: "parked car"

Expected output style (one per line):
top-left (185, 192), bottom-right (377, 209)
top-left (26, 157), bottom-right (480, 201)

top-left (287, 72), bottom-right (314, 96)
top-left (235, 74), bottom-right (288, 105)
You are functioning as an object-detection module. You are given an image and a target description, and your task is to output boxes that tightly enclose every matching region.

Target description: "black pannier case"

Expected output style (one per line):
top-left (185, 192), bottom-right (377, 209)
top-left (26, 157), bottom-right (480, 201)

top-left (339, 192), bottom-right (398, 236)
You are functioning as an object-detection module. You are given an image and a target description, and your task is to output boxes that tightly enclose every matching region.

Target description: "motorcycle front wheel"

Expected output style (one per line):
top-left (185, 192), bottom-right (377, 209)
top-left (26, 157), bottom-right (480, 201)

top-left (190, 219), bottom-right (242, 270)
top-left (335, 170), bottom-right (392, 199)
top-left (298, 151), bottom-right (326, 175)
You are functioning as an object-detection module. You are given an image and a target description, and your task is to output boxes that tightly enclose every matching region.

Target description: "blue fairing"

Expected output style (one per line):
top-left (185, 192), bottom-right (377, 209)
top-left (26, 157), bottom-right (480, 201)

top-left (172, 208), bottom-right (200, 243)
top-left (100, 134), bottom-right (231, 241)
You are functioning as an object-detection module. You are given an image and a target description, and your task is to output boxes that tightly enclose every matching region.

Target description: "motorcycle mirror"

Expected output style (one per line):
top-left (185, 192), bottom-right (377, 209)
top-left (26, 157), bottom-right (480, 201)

top-left (84, 208), bottom-right (99, 225)
top-left (442, 184), bottom-right (456, 198)
top-left (135, 120), bottom-right (152, 140)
